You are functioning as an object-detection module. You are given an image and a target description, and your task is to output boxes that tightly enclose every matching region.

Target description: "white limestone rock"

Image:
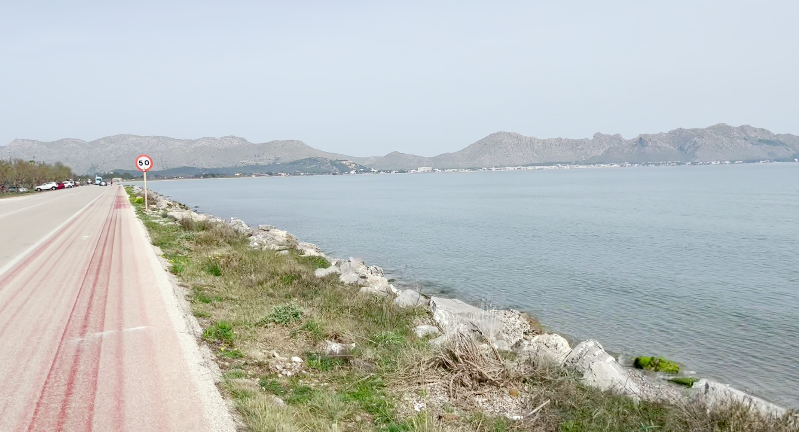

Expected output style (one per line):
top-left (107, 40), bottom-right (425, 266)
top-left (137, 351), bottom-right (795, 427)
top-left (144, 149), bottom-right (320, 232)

top-left (563, 340), bottom-right (641, 398)
top-left (167, 210), bottom-right (207, 222)
top-left (323, 341), bottom-right (355, 356)
top-left (515, 334), bottom-right (571, 366)
top-left (691, 379), bottom-right (787, 418)
top-left (366, 265), bottom-right (384, 277)
top-left (497, 309), bottom-right (532, 348)
top-left (338, 258), bottom-right (367, 278)
top-left (228, 217), bottom-right (253, 235)
top-left (314, 266), bottom-right (341, 278)
top-left (248, 236), bottom-right (265, 249)
top-left (298, 242), bottom-right (325, 257)
top-left (429, 297), bottom-right (530, 347)
top-left (268, 228), bottom-right (298, 247)
top-left (248, 227), bottom-right (299, 251)
top-left (359, 284), bottom-right (392, 296)
top-left (430, 297), bottom-right (492, 338)
top-left (340, 273), bottom-right (361, 285)
top-left (337, 258), bottom-right (391, 291)
top-left (626, 368), bottom-right (688, 405)
top-left (155, 196), bottom-right (173, 209)
top-left (394, 290), bottom-right (428, 308)
top-left (365, 275), bottom-right (391, 290)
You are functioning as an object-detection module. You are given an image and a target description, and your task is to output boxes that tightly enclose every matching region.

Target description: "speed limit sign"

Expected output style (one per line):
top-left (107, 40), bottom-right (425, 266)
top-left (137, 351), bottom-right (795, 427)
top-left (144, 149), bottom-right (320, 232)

top-left (136, 154), bottom-right (154, 209)
top-left (136, 154), bottom-right (153, 172)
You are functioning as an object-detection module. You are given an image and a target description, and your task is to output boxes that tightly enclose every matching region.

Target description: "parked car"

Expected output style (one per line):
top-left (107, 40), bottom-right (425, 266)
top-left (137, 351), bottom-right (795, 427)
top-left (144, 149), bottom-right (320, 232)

top-left (56, 182), bottom-right (65, 190)
top-left (6, 186), bottom-right (29, 193)
top-left (35, 182), bottom-right (58, 191)
top-left (63, 181), bottom-right (74, 188)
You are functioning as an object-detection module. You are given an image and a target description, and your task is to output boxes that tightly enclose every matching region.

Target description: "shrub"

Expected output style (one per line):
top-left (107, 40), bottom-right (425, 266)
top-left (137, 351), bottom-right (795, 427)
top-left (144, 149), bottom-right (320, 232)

top-left (195, 290), bottom-right (214, 303)
top-left (193, 310), bottom-right (211, 318)
top-left (280, 273), bottom-right (300, 285)
top-left (342, 377), bottom-right (394, 424)
top-left (264, 303), bottom-right (304, 326)
top-left (194, 224), bottom-right (243, 247)
top-left (168, 255), bottom-right (189, 274)
top-left (298, 255), bottom-right (331, 269)
top-left (203, 260), bottom-right (223, 276)
top-left (259, 378), bottom-right (287, 396)
top-left (284, 385), bottom-right (318, 405)
top-left (203, 321), bottom-right (235, 344)
top-left (220, 347), bottom-right (244, 359)
top-left (371, 331), bottom-right (406, 348)
top-left (177, 217), bottom-right (213, 232)
top-left (298, 319), bottom-right (326, 342)
top-left (305, 353), bottom-right (346, 371)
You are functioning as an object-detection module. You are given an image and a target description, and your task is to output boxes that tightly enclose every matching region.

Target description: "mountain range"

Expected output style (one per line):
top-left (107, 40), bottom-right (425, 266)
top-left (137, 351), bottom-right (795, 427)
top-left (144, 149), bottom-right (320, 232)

top-left (4, 124), bottom-right (798, 174)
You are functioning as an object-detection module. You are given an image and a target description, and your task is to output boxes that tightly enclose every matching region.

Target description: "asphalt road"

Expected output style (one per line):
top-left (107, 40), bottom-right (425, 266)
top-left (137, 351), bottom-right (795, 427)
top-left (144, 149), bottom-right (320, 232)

top-left (0, 186), bottom-right (233, 431)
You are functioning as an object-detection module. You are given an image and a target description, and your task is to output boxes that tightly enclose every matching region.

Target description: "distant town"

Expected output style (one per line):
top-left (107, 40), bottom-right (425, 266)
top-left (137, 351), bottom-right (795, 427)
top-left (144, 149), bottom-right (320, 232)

top-left (108, 158), bottom-right (798, 181)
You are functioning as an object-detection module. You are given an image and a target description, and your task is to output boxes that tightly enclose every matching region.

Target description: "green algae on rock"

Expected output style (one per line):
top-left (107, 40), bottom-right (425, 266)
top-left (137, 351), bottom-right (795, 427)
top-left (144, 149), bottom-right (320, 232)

top-left (633, 356), bottom-right (679, 374)
top-left (669, 377), bottom-right (699, 387)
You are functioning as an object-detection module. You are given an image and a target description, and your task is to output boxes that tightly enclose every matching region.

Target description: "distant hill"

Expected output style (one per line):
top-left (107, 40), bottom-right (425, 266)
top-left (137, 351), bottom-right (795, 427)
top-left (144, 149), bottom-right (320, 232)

top-left (5, 124), bottom-right (798, 174)
top-left (3, 135), bottom-right (369, 174)
top-left (367, 124), bottom-right (799, 170)
top-left (112, 157), bottom-right (371, 177)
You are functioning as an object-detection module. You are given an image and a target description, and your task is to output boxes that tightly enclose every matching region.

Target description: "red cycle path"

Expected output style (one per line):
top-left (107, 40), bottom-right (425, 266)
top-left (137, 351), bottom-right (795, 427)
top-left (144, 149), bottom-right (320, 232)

top-left (0, 187), bottom-right (215, 431)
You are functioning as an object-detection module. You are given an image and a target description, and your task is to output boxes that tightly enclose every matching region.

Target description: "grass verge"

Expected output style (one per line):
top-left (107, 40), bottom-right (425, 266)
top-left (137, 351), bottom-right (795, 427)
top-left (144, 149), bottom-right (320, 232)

top-left (126, 187), bottom-right (798, 432)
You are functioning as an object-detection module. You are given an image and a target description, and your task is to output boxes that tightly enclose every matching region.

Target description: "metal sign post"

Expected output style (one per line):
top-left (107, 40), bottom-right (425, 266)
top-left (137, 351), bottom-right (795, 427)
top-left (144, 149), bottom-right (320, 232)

top-left (136, 154), bottom-right (154, 210)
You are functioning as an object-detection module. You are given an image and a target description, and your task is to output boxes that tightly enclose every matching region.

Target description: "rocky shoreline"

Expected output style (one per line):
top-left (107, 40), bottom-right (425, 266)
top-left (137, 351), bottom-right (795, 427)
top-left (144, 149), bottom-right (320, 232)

top-left (135, 185), bottom-right (790, 420)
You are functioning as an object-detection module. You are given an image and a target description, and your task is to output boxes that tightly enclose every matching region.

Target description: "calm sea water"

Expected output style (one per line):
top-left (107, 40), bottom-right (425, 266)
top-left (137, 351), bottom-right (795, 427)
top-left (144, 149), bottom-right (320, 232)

top-left (147, 163), bottom-right (799, 407)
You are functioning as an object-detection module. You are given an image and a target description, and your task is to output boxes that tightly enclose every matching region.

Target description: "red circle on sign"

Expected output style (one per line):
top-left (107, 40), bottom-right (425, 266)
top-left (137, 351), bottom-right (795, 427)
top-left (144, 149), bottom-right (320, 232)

top-left (136, 154), bottom-right (153, 172)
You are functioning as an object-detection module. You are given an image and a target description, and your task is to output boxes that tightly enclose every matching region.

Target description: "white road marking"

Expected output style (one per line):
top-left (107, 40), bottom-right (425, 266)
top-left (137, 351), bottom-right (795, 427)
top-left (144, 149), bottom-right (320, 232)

top-left (72, 326), bottom-right (149, 342)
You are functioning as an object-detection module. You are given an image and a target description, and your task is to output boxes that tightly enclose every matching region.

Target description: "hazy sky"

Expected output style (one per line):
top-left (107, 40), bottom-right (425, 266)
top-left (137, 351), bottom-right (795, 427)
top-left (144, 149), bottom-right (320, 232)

top-left (1, 1), bottom-right (797, 157)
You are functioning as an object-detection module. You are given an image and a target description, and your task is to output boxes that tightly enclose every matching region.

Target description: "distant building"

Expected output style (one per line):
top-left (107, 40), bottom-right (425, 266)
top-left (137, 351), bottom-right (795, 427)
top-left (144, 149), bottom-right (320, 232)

top-left (417, 167), bottom-right (433, 173)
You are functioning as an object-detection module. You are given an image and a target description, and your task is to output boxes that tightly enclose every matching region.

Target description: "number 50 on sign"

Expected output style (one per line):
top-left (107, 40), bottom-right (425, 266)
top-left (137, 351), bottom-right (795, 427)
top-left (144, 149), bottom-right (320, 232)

top-left (136, 154), bottom-right (153, 172)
